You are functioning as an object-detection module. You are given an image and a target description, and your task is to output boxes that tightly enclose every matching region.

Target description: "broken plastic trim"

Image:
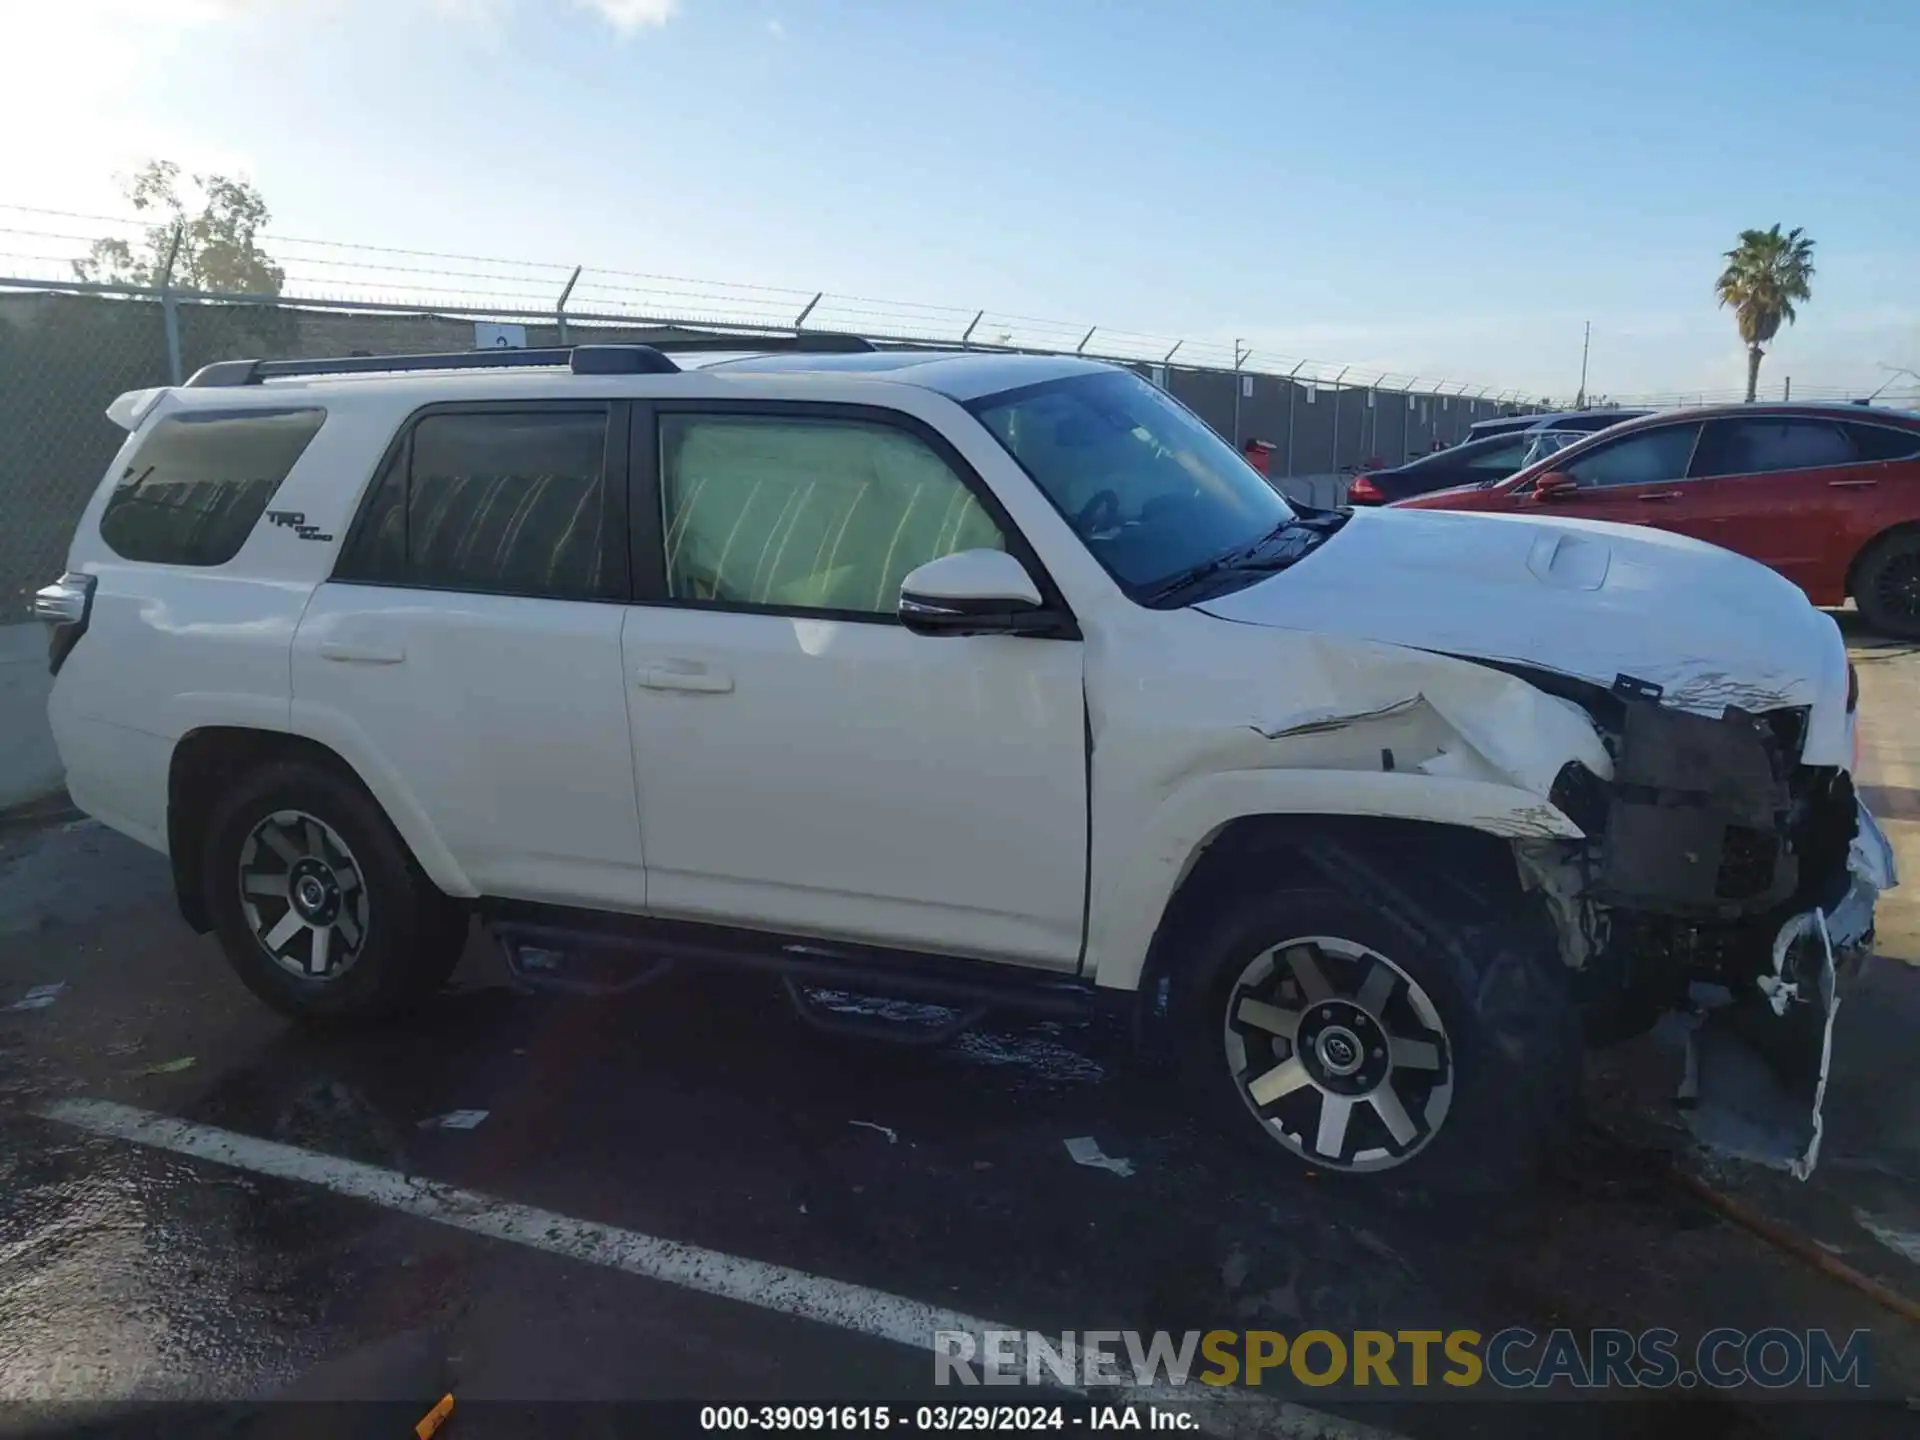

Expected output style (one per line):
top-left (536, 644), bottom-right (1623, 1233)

top-left (1679, 801), bottom-right (1895, 1181)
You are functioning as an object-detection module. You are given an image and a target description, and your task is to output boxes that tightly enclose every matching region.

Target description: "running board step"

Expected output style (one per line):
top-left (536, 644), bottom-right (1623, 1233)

top-left (482, 905), bottom-right (1097, 1019)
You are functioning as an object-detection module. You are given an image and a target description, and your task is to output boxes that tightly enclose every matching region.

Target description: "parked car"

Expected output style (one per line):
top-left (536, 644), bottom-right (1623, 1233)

top-left (33, 345), bottom-right (1892, 1187)
top-left (1395, 403), bottom-right (1920, 638)
top-left (1348, 429), bottom-right (1584, 504)
top-left (1464, 407), bottom-right (1652, 443)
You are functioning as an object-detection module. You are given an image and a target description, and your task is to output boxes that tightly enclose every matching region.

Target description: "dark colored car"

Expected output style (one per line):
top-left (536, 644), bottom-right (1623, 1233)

top-left (1463, 407), bottom-right (1652, 443)
top-left (1395, 403), bottom-right (1920, 637)
top-left (1348, 429), bottom-right (1581, 504)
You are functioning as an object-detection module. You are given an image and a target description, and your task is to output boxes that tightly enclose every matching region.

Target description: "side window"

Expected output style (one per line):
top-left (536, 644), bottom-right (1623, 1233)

top-left (99, 408), bottom-right (324, 566)
top-left (1845, 423), bottom-right (1920, 463)
top-left (1691, 418), bottom-right (1856, 478)
top-left (1466, 440), bottom-right (1530, 474)
top-left (336, 409), bottom-right (613, 600)
top-left (1561, 424), bottom-right (1702, 489)
top-left (659, 414), bottom-right (1005, 616)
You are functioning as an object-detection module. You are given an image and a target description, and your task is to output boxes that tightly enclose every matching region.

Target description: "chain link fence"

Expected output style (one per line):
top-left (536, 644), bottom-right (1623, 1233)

top-left (0, 277), bottom-right (1528, 613)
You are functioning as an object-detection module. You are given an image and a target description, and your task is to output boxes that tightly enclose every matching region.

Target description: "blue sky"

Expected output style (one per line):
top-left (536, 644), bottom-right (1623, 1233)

top-left (3, 0), bottom-right (1916, 401)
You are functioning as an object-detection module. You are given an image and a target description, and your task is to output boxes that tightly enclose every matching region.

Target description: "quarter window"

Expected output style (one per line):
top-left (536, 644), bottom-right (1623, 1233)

top-left (1691, 418), bottom-right (1856, 478)
top-left (659, 414), bottom-right (1005, 616)
top-left (337, 409), bottom-right (614, 600)
top-left (99, 408), bottom-right (324, 566)
top-left (1560, 424), bottom-right (1702, 489)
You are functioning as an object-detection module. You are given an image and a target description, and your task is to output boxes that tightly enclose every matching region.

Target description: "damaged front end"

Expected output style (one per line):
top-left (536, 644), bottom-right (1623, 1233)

top-left (1523, 675), bottom-right (1898, 1179)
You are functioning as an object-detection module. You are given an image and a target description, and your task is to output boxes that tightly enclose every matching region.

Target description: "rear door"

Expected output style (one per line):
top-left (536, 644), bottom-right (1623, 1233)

top-left (1680, 416), bottom-right (1866, 598)
top-left (1516, 421), bottom-right (1705, 527)
top-left (292, 403), bottom-right (647, 908)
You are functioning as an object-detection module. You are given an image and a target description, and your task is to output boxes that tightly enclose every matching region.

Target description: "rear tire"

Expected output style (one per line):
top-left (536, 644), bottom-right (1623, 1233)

top-left (1170, 882), bottom-right (1581, 1191)
top-left (1854, 531), bottom-right (1920, 640)
top-left (203, 760), bottom-right (467, 1025)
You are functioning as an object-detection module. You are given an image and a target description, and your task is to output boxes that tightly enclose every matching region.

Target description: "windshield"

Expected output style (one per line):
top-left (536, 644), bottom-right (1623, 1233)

top-left (969, 369), bottom-right (1294, 596)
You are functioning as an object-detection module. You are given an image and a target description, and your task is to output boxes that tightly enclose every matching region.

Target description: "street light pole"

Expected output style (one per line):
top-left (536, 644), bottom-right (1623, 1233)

top-left (1576, 321), bottom-right (1591, 408)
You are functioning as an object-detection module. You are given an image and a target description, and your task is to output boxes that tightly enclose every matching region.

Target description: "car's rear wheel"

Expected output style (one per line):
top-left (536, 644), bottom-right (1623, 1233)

top-left (1854, 531), bottom-right (1920, 640)
top-left (203, 760), bottom-right (467, 1024)
top-left (1171, 883), bottom-right (1580, 1190)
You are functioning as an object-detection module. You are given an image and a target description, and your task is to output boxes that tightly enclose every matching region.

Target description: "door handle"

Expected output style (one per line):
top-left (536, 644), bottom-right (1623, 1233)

top-left (1638, 491), bottom-right (1682, 502)
top-left (636, 662), bottom-right (734, 694)
top-left (318, 641), bottom-right (406, 665)
top-left (1828, 478), bottom-right (1878, 489)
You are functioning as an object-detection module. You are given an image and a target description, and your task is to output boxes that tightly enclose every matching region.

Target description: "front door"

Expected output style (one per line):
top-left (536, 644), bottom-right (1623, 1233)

top-left (619, 404), bottom-right (1089, 970)
top-left (1518, 420), bottom-right (1707, 534)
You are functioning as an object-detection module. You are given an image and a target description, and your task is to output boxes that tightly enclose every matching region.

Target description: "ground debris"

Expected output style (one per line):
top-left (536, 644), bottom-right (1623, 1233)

top-left (5, 983), bottom-right (65, 1012)
top-left (135, 1056), bottom-right (196, 1076)
top-left (1064, 1135), bottom-right (1135, 1177)
top-left (419, 1109), bottom-right (490, 1131)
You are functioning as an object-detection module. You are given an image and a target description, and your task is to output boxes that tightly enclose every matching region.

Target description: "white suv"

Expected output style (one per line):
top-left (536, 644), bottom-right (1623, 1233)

top-left (33, 340), bottom-right (1895, 1186)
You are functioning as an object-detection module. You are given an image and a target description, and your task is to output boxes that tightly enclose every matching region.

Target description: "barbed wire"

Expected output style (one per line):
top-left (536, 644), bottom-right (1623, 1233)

top-left (14, 201), bottom-right (1907, 409)
top-left (0, 204), bottom-right (1544, 397)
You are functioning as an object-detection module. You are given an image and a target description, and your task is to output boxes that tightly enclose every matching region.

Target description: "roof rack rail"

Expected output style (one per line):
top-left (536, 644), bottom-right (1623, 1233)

top-left (183, 344), bottom-right (681, 388)
top-left (650, 333), bottom-right (876, 355)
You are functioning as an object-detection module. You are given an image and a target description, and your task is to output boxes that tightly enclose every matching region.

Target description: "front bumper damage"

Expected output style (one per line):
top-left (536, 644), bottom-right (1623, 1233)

top-left (1678, 801), bottom-right (1896, 1179)
top-left (1531, 682), bottom-right (1898, 1180)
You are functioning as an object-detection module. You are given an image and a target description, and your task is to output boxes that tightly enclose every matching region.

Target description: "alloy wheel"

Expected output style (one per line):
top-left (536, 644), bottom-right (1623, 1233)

top-left (237, 809), bottom-right (369, 981)
top-left (1872, 550), bottom-right (1920, 623)
top-left (1222, 935), bottom-right (1453, 1172)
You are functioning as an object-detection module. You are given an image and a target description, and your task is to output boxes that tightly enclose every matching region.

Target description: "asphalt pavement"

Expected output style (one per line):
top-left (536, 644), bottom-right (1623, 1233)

top-left (3, 620), bottom-right (1919, 1440)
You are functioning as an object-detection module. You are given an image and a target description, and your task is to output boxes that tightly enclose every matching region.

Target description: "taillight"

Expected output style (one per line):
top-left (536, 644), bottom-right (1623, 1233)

top-left (31, 572), bottom-right (96, 676)
top-left (1348, 474), bottom-right (1384, 505)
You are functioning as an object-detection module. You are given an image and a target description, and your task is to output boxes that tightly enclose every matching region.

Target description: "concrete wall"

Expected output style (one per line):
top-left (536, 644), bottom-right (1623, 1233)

top-left (0, 623), bottom-right (60, 810)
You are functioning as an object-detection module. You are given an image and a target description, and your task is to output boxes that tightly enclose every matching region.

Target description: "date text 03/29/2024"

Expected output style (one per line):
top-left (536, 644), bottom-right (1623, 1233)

top-left (699, 1407), bottom-right (1191, 1432)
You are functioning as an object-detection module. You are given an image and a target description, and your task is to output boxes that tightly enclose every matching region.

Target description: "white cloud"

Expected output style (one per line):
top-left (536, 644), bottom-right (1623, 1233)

top-left (578, 0), bottom-right (679, 33)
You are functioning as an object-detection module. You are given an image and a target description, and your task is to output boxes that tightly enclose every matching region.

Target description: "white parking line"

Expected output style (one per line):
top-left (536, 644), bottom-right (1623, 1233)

top-left (37, 1098), bottom-right (1404, 1440)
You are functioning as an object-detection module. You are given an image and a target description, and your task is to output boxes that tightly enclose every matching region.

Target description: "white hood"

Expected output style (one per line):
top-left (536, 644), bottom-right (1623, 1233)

top-left (1197, 506), bottom-right (1852, 767)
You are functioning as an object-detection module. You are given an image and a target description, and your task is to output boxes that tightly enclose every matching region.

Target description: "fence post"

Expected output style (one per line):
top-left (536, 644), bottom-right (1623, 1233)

top-left (1284, 360), bottom-right (1306, 478)
top-left (1232, 339), bottom-right (1250, 448)
top-left (159, 223), bottom-right (185, 384)
top-left (556, 265), bottom-right (582, 345)
top-left (1401, 379), bottom-right (1419, 463)
top-left (1328, 365), bottom-right (1349, 474)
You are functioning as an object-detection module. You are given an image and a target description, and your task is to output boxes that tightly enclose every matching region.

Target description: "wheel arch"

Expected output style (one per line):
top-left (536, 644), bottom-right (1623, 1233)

top-left (167, 725), bottom-right (471, 933)
top-left (1114, 810), bottom-right (1537, 1057)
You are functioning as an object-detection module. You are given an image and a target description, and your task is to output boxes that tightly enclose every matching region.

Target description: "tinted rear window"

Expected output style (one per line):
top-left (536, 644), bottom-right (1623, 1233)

top-left (99, 408), bottom-right (325, 566)
top-left (336, 408), bottom-right (614, 600)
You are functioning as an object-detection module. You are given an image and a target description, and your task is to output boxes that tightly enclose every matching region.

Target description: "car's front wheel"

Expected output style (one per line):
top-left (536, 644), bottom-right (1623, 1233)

top-left (203, 759), bottom-right (467, 1024)
top-left (1172, 883), bottom-right (1580, 1189)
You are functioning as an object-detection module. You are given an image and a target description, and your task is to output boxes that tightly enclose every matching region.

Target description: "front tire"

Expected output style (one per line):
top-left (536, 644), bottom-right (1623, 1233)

top-left (203, 760), bottom-right (467, 1025)
top-left (1171, 884), bottom-right (1580, 1189)
top-left (1854, 531), bottom-right (1920, 640)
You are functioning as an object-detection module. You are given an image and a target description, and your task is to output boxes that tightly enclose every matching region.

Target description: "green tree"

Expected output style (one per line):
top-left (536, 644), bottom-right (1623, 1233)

top-left (1714, 224), bottom-right (1815, 403)
top-left (73, 160), bottom-right (285, 295)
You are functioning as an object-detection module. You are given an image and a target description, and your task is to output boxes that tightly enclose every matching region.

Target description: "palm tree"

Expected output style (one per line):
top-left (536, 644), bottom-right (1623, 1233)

top-left (1715, 225), bottom-right (1815, 402)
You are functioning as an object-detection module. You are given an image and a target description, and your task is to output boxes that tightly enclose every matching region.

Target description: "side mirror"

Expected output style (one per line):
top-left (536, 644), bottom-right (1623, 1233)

top-left (898, 550), bottom-right (1066, 637)
top-left (1531, 472), bottom-right (1580, 502)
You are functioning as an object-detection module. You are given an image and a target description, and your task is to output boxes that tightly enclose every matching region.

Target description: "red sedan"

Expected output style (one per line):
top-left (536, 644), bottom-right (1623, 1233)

top-left (1393, 403), bottom-right (1920, 637)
